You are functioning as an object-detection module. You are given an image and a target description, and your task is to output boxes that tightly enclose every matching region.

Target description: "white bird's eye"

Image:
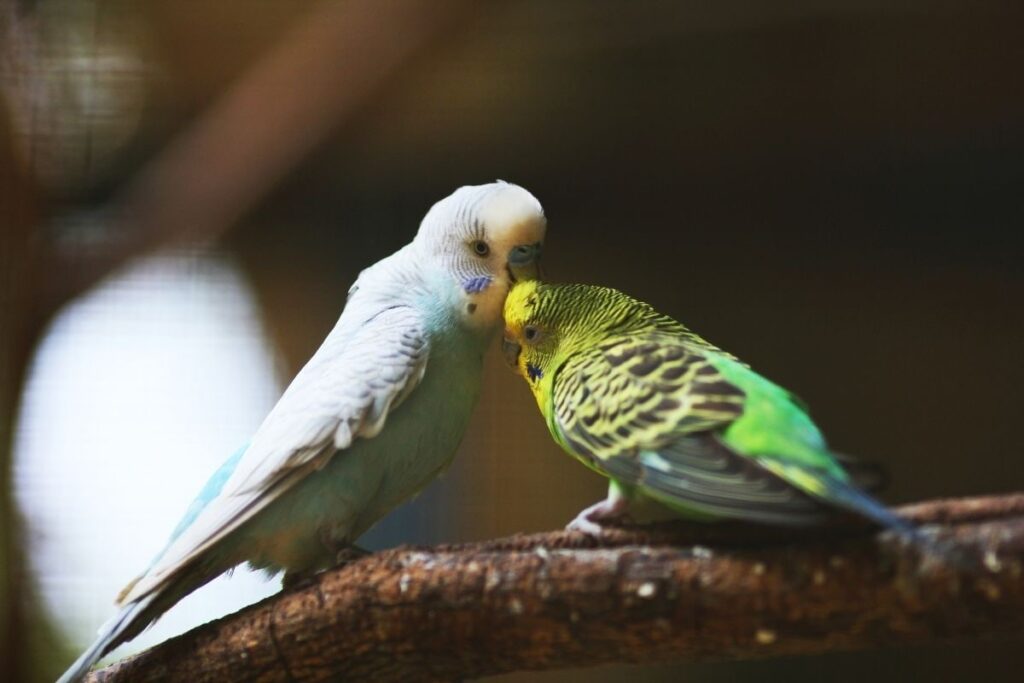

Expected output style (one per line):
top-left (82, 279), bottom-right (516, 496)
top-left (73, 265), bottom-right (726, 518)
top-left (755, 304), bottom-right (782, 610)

top-left (471, 240), bottom-right (490, 257)
top-left (523, 325), bottom-right (539, 342)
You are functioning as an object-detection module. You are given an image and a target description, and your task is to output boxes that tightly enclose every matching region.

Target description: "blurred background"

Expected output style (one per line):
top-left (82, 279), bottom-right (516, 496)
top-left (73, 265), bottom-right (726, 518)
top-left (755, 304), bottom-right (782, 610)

top-left (2, 0), bottom-right (1023, 681)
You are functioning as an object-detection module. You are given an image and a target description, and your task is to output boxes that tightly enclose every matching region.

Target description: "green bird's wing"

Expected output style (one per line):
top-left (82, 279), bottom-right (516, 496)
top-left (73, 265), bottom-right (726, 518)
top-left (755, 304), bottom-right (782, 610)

top-left (551, 333), bottom-right (834, 524)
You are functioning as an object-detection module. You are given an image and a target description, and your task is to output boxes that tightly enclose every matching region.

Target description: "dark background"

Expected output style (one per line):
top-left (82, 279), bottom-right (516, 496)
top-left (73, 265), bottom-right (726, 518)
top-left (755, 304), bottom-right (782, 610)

top-left (2, 1), bottom-right (1023, 680)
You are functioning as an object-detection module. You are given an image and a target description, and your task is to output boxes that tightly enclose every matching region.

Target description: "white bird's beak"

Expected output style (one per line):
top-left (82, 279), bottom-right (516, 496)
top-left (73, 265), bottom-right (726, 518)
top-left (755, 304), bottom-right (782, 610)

top-left (507, 242), bottom-right (543, 283)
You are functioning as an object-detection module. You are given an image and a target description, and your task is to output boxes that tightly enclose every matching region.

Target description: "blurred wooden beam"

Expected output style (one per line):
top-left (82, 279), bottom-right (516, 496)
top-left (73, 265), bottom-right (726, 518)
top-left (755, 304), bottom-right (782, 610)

top-left (0, 81), bottom-right (44, 683)
top-left (47, 0), bottom-right (477, 309)
top-left (88, 493), bottom-right (1024, 682)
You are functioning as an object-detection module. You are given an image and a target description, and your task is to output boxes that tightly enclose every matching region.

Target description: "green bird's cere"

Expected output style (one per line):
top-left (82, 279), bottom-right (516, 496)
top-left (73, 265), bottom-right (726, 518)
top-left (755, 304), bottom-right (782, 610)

top-left (502, 281), bottom-right (929, 544)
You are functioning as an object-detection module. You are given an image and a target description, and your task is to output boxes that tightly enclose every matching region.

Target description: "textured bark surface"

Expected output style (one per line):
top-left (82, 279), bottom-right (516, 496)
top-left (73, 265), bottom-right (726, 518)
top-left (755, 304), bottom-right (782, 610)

top-left (88, 493), bottom-right (1024, 682)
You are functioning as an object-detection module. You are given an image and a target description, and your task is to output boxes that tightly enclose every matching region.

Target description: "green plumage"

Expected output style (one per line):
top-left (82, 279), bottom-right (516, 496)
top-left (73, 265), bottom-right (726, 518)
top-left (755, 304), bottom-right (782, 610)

top-left (503, 281), bottom-right (915, 534)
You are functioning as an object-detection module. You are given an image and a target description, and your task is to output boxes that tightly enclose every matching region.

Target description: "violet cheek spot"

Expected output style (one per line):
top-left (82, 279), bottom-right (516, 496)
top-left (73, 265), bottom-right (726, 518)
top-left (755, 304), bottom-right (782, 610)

top-left (463, 276), bottom-right (492, 294)
top-left (527, 363), bottom-right (544, 382)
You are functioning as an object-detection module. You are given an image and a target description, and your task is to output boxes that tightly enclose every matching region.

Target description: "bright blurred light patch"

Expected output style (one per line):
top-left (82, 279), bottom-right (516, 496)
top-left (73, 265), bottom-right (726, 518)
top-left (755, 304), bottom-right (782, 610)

top-left (14, 249), bottom-right (283, 657)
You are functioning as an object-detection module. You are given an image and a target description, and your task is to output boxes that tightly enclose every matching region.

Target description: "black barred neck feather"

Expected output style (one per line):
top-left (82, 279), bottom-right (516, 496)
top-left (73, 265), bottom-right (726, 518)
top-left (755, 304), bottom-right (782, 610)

top-left (532, 283), bottom-right (712, 349)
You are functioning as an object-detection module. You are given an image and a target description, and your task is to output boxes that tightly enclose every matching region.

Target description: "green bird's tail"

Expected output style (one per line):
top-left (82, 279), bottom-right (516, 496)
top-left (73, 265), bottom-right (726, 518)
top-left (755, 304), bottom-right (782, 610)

top-left (819, 476), bottom-right (920, 538)
top-left (819, 474), bottom-right (972, 567)
top-left (627, 433), bottom-right (970, 567)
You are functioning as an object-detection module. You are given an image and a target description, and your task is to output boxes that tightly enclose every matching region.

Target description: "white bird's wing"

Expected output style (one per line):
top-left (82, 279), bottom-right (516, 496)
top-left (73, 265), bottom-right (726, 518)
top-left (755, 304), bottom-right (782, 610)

top-left (119, 304), bottom-right (430, 604)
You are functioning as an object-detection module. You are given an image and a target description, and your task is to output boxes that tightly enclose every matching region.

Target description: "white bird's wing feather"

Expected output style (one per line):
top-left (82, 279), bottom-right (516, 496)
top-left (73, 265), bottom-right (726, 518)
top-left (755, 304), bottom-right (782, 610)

top-left (119, 302), bottom-right (430, 604)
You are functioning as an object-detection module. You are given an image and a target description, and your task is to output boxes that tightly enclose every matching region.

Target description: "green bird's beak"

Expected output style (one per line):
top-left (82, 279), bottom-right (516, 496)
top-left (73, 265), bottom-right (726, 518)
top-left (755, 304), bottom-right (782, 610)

top-left (507, 242), bottom-right (542, 283)
top-left (501, 337), bottom-right (522, 370)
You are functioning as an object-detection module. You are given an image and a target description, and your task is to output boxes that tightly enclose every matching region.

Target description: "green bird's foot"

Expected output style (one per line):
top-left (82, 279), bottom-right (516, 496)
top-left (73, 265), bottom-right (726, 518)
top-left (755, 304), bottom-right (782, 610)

top-left (567, 494), bottom-right (631, 537)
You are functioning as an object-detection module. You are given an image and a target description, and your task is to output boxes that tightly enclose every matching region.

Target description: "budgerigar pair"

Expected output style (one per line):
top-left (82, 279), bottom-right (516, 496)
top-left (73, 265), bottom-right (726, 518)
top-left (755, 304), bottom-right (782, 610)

top-left (58, 182), bottom-right (546, 683)
top-left (60, 183), bottom-right (929, 683)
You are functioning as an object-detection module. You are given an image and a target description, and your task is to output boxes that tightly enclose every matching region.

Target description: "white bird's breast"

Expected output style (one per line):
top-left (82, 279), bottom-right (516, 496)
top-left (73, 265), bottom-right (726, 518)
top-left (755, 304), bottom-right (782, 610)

top-left (238, 321), bottom-right (485, 574)
top-left (348, 328), bottom-right (485, 533)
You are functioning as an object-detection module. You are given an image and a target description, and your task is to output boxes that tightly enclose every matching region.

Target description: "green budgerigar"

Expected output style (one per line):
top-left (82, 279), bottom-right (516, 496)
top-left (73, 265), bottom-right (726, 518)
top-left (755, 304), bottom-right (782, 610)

top-left (502, 280), bottom-right (925, 541)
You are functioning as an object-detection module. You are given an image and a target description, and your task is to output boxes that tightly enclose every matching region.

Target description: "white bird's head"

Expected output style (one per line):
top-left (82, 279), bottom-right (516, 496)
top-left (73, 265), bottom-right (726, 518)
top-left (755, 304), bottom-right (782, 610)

top-left (415, 181), bottom-right (546, 332)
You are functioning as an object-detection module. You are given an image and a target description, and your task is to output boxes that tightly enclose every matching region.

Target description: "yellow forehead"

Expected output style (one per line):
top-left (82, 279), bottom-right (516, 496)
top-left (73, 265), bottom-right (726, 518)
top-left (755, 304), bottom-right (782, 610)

top-left (503, 280), bottom-right (541, 329)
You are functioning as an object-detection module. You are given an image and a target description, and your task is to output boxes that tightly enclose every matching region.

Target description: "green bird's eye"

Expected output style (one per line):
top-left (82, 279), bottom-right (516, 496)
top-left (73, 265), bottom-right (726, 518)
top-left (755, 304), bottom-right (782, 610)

top-left (523, 325), bottom-right (539, 342)
top-left (471, 240), bottom-right (490, 257)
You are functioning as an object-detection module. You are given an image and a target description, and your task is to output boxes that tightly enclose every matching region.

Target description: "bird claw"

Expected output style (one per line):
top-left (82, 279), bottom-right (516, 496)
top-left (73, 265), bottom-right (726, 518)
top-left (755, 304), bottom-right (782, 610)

top-left (334, 544), bottom-right (371, 567)
top-left (282, 545), bottom-right (371, 590)
top-left (566, 514), bottom-right (608, 537)
top-left (281, 569), bottom-right (318, 590)
top-left (566, 495), bottom-right (630, 537)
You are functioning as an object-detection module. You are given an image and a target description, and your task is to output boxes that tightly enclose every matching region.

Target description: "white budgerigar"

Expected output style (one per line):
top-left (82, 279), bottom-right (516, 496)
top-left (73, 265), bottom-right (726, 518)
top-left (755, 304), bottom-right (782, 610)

top-left (58, 182), bottom-right (546, 682)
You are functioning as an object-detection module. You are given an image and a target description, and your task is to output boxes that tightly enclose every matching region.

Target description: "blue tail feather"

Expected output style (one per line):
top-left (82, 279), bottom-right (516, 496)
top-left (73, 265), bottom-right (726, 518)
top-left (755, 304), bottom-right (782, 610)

top-left (823, 478), bottom-right (973, 567)
top-left (56, 596), bottom-right (154, 683)
top-left (825, 479), bottom-right (918, 537)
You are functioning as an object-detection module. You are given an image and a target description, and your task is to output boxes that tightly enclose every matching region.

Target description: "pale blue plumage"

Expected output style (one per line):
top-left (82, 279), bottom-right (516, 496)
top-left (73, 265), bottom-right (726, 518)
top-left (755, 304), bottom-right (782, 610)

top-left (58, 182), bottom-right (546, 682)
top-left (165, 444), bottom-right (248, 547)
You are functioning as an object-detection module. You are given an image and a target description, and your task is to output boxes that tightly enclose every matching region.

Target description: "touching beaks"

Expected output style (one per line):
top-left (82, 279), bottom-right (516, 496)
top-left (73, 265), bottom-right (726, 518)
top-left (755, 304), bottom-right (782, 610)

top-left (501, 336), bottom-right (522, 369)
top-left (507, 242), bottom-right (543, 283)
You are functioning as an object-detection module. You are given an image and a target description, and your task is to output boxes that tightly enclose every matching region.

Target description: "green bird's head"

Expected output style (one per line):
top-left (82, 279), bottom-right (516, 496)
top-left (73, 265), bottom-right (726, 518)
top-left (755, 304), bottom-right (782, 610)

top-left (502, 281), bottom-right (682, 405)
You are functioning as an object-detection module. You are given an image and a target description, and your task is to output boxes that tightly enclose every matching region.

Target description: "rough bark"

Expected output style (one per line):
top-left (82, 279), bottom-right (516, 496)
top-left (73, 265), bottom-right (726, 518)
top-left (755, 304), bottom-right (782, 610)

top-left (88, 493), bottom-right (1024, 682)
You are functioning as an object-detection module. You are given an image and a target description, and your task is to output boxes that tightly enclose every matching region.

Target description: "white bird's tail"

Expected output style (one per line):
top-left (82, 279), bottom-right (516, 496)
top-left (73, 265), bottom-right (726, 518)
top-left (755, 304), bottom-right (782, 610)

top-left (56, 595), bottom-right (155, 683)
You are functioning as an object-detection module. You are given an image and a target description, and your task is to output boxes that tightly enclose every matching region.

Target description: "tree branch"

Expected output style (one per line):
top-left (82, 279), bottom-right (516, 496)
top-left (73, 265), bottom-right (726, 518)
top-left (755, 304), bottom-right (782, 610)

top-left (88, 493), bottom-right (1024, 682)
